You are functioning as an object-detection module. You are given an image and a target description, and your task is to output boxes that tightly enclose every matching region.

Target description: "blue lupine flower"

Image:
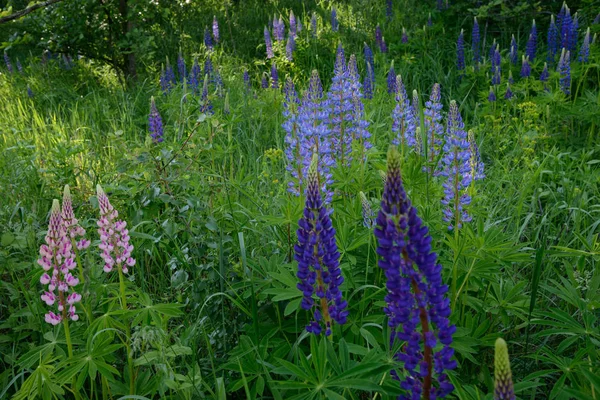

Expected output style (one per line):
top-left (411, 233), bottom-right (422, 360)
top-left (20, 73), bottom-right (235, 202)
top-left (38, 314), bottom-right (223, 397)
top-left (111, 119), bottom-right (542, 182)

top-left (271, 62), bottom-right (278, 89)
top-left (364, 42), bottom-right (374, 76)
top-left (488, 87), bottom-right (496, 102)
top-left (570, 14), bottom-right (579, 55)
top-left (558, 48), bottom-right (571, 95)
top-left (548, 15), bottom-right (560, 63)
top-left (412, 89), bottom-right (420, 120)
top-left (387, 63), bottom-right (397, 94)
top-left (243, 68), bottom-right (251, 91)
top-left (264, 27), bottom-right (274, 59)
top-left (177, 52), bottom-right (186, 83)
top-left (311, 12), bottom-right (318, 37)
top-left (204, 56), bottom-right (213, 82)
top-left (261, 74), bottom-right (268, 89)
top-left (540, 62), bottom-right (549, 83)
top-left (424, 83), bottom-right (444, 170)
top-left (504, 83), bottom-right (513, 100)
top-left (188, 57), bottom-right (201, 93)
top-left (27, 85), bottom-right (34, 98)
top-left (440, 100), bottom-right (472, 230)
top-left (381, 37), bottom-right (388, 53)
top-left (467, 130), bottom-right (485, 182)
top-left (508, 70), bottom-right (514, 85)
top-left (283, 78), bottom-right (303, 193)
top-left (386, 0), bottom-right (393, 21)
top-left (363, 62), bottom-right (374, 100)
top-left (526, 20), bottom-right (537, 61)
top-left (200, 77), bottom-right (213, 114)
top-left (376, 25), bottom-right (383, 51)
top-left (560, 5), bottom-right (573, 52)
top-left (489, 39), bottom-right (497, 64)
top-left (295, 153), bottom-right (348, 337)
top-left (509, 35), bottom-right (518, 65)
top-left (331, 7), bottom-right (338, 32)
top-left (392, 75), bottom-right (418, 151)
top-left (457, 29), bottom-right (465, 74)
top-left (520, 56), bottom-right (531, 78)
top-left (162, 60), bottom-right (176, 91)
top-left (579, 28), bottom-right (591, 62)
top-left (401, 27), bottom-right (408, 44)
top-left (472, 17), bottom-right (480, 68)
top-left (149, 97), bottom-right (164, 143)
top-left (494, 338), bottom-right (515, 400)
top-left (214, 67), bottom-right (224, 97)
top-left (4, 52), bottom-right (13, 74)
top-left (492, 45), bottom-right (501, 86)
top-left (289, 11), bottom-right (297, 38)
top-left (297, 17), bottom-right (302, 34)
top-left (437, 0), bottom-right (444, 10)
top-left (204, 27), bottom-right (214, 51)
top-left (594, 13), bottom-right (600, 25)
top-left (286, 35), bottom-right (294, 61)
top-left (276, 16), bottom-right (285, 41)
top-left (374, 146), bottom-right (456, 400)
top-left (213, 16), bottom-right (219, 43)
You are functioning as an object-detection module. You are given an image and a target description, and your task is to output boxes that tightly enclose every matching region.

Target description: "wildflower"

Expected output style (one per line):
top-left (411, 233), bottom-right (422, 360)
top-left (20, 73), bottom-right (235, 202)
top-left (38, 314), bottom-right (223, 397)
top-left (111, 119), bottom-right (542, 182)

top-left (204, 27), bottom-right (214, 51)
top-left (558, 48), bottom-right (570, 95)
top-left (494, 338), bottom-right (515, 400)
top-left (295, 154), bottom-right (348, 336)
top-left (457, 29), bottom-right (465, 74)
top-left (27, 85), bottom-right (34, 98)
top-left (187, 57), bottom-right (201, 93)
top-left (392, 75), bottom-right (418, 150)
top-left (200, 77), bottom-right (213, 114)
top-left (62, 185), bottom-right (90, 251)
top-left (579, 27), bottom-right (591, 62)
top-left (283, 77), bottom-right (302, 192)
top-left (504, 83), bottom-right (513, 100)
top-left (375, 147), bottom-right (456, 399)
top-left (203, 56), bottom-right (213, 82)
top-left (289, 10), bottom-right (297, 37)
top-left (387, 63), bottom-right (396, 94)
top-left (424, 83), bottom-right (444, 170)
top-left (376, 25), bottom-right (383, 50)
top-left (401, 27), bottom-right (408, 44)
top-left (520, 55), bottom-right (531, 78)
top-left (363, 62), bottom-right (374, 99)
top-left (177, 52), bottom-right (186, 83)
top-left (265, 27), bottom-right (274, 59)
top-left (489, 39), bottom-right (496, 64)
top-left (539, 62), bottom-right (549, 83)
top-left (412, 89), bottom-right (420, 119)
top-left (271, 62), bottom-right (278, 89)
top-left (359, 191), bottom-right (374, 228)
top-left (559, 5), bottom-right (573, 52)
top-left (509, 35), bottom-right (518, 65)
top-left (39, 200), bottom-right (81, 325)
top-left (594, 13), bottom-right (600, 25)
top-left (492, 44), bottom-right (501, 86)
top-left (488, 87), bottom-right (496, 102)
top-left (96, 185), bottom-right (136, 275)
top-left (472, 17), bottom-right (480, 67)
top-left (467, 130), bottom-right (485, 181)
top-left (286, 35), bottom-right (294, 61)
top-left (547, 15), bottom-right (560, 62)
top-left (331, 7), bottom-right (338, 32)
top-left (508, 70), bottom-right (514, 85)
top-left (381, 37), bottom-right (388, 53)
top-left (16, 58), bottom-right (23, 73)
top-left (364, 42), bottom-right (374, 76)
top-left (569, 13), bottom-right (578, 54)
top-left (261, 74), bottom-right (268, 89)
top-left (4, 52), bottom-right (13, 74)
top-left (526, 20), bottom-right (537, 61)
top-left (213, 16), bottom-right (219, 43)
top-left (311, 12), bottom-right (318, 37)
top-left (149, 96), bottom-right (164, 143)
top-left (243, 68), bottom-right (251, 91)
top-left (276, 15), bottom-right (285, 41)
top-left (386, 0), bottom-right (393, 20)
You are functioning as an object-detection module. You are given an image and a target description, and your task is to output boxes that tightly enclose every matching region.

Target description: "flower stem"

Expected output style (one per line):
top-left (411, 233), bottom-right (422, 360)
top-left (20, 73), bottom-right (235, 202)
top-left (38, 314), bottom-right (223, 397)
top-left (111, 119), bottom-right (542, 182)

top-left (118, 265), bottom-right (135, 395)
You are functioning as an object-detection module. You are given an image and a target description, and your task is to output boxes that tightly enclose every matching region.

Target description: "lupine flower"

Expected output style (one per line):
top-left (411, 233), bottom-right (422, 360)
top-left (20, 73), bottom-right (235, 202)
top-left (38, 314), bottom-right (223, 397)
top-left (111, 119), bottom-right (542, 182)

top-left (437, 0), bottom-right (443, 10)
top-left (558, 48), bottom-right (571, 95)
top-left (295, 154), bottom-right (348, 336)
top-left (264, 27), bottom-right (274, 59)
top-left (560, 5), bottom-right (573, 52)
top-left (243, 68), bottom-right (251, 91)
top-left (494, 338), bottom-right (515, 400)
top-left (376, 25), bottom-right (383, 50)
top-left (165, 62), bottom-right (176, 87)
top-left (457, 29), bottom-right (465, 74)
top-left (188, 57), bottom-right (201, 93)
top-left (204, 56), bottom-right (213, 82)
top-left (594, 13), bottom-right (600, 25)
top-left (472, 17), bottom-right (480, 68)
top-left (283, 78), bottom-right (302, 184)
top-left (331, 7), bottom-right (338, 32)
top-left (261, 74), bottom-right (268, 89)
top-left (392, 75), bottom-right (418, 151)
top-left (4, 52), bottom-right (13, 74)
top-left (96, 185), bottom-right (135, 275)
top-left (363, 62), bottom-right (374, 99)
top-left (39, 200), bottom-right (81, 325)
top-left (579, 27), bottom-right (591, 62)
top-left (286, 35), bottom-right (294, 61)
top-left (489, 39), bottom-right (497, 64)
top-left (508, 70), bottom-right (514, 85)
top-left (539, 62), bottom-right (549, 85)
top-left (311, 12), bottom-right (318, 37)
top-left (177, 52), bottom-right (186, 83)
top-left (204, 27), bottom-right (214, 51)
top-left (526, 20), bottom-right (537, 61)
top-left (492, 45), bottom-right (501, 86)
top-left (375, 147), bottom-right (456, 399)
top-left (440, 100), bottom-right (472, 230)
top-left (412, 89), bottom-right (420, 119)
top-left (224, 91), bottom-right (230, 115)
top-left (509, 35), bottom-right (518, 65)
top-left (381, 37), bottom-right (388, 53)
top-left (488, 86), bottom-right (496, 102)
top-left (270, 62), bottom-right (278, 89)
top-left (62, 185), bottom-right (90, 251)
top-left (200, 76), bottom-right (213, 114)
top-left (427, 13), bottom-right (432, 27)
top-left (364, 42), bottom-right (374, 75)
top-left (548, 15), bottom-right (560, 62)
top-left (297, 18), bottom-right (302, 34)
top-left (16, 58), bottom-right (23, 73)
top-left (149, 97), bottom-right (164, 143)
top-left (467, 130), bottom-right (485, 181)
top-left (504, 83), bottom-right (513, 100)
top-left (213, 16), bottom-right (219, 43)
top-left (387, 63), bottom-right (396, 94)
top-left (359, 191), bottom-right (374, 228)
top-left (289, 10), bottom-right (296, 38)
top-left (27, 85), bottom-right (34, 98)
top-left (276, 16), bottom-right (285, 41)
top-left (401, 27), bottom-right (408, 44)
top-left (424, 83), bottom-right (444, 170)
top-left (386, 0), bottom-right (393, 20)
top-left (520, 55), bottom-right (531, 78)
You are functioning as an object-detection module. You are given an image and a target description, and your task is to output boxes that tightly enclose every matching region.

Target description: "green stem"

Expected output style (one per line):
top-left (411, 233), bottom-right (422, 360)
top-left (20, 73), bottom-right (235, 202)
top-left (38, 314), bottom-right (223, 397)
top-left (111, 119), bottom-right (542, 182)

top-left (63, 316), bottom-right (81, 399)
top-left (118, 265), bottom-right (135, 395)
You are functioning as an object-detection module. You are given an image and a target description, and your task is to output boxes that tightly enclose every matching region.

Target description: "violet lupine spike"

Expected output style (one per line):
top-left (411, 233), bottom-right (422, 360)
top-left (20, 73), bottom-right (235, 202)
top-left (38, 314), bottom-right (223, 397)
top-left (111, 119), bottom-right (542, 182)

top-left (381, 37), bottom-right (388, 53)
top-left (520, 56), bottom-right (531, 78)
top-left (509, 35), bottom-right (518, 65)
top-left (243, 68), bottom-right (251, 91)
top-left (4, 52), bottom-right (13, 74)
top-left (289, 10), bottom-right (296, 38)
top-left (387, 63), bottom-right (396, 94)
top-left (39, 199), bottom-right (81, 325)
top-left (488, 86), bottom-right (496, 102)
top-left (270, 62), bottom-right (278, 89)
top-left (440, 100), bottom-right (472, 230)
top-left (96, 185), bottom-right (136, 275)
top-left (579, 27), bottom-right (590, 63)
top-left (204, 27), bottom-right (214, 51)
top-left (492, 45), bottom-right (501, 86)
top-left (375, 147), bottom-right (456, 400)
top-left (188, 57), bottom-right (201, 93)
top-left (472, 17), bottom-right (480, 68)
top-left (204, 57), bottom-right (213, 82)
top-left (401, 27), bottom-right (408, 44)
top-left (392, 75), bottom-right (418, 151)
top-left (200, 77), bottom-right (213, 114)
top-left (424, 83), bottom-right (444, 171)
top-left (27, 85), bottom-right (34, 98)
top-left (375, 25), bottom-right (383, 51)
top-left (295, 153), bottom-right (348, 336)
top-left (364, 43), bottom-right (374, 76)
top-left (386, 0), bottom-right (393, 21)
top-left (62, 185), bottom-right (90, 251)
top-left (539, 62), bottom-right (549, 83)
top-left (331, 7), bottom-right (338, 32)
top-left (570, 14), bottom-right (579, 56)
top-left (489, 39), bottom-right (497, 65)
top-left (558, 48), bottom-right (571, 95)
top-left (149, 96), bottom-right (164, 143)
top-left (504, 84), bottom-right (513, 100)
top-left (526, 20), bottom-right (537, 61)
top-left (508, 70), bottom-right (514, 85)
top-left (261, 74), bottom-right (268, 89)
top-left (548, 15), bottom-right (560, 63)
top-left (297, 18), bottom-right (302, 34)
top-left (311, 13), bottom-right (318, 37)
top-left (165, 62), bottom-right (176, 87)
top-left (363, 62), bottom-right (374, 99)
top-left (177, 52), bottom-right (186, 83)
top-left (286, 35), bottom-right (294, 62)
top-left (594, 13), bottom-right (600, 25)
top-left (457, 29), bottom-right (465, 74)
top-left (277, 16), bottom-right (285, 41)
top-left (467, 130), bottom-right (485, 182)
top-left (264, 27), bottom-right (274, 59)
top-left (213, 16), bottom-right (219, 43)
top-left (283, 77), bottom-right (303, 193)
top-left (494, 338), bottom-right (515, 400)
top-left (560, 6), bottom-right (572, 52)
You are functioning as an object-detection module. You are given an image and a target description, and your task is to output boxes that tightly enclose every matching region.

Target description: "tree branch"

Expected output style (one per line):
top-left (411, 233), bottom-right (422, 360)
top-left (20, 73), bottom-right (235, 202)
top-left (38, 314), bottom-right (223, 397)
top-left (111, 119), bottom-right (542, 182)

top-left (0, 0), bottom-right (64, 24)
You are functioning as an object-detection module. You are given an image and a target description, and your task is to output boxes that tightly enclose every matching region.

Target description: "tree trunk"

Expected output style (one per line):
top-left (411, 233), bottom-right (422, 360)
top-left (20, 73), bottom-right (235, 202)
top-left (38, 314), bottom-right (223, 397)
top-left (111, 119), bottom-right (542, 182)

top-left (118, 0), bottom-right (136, 80)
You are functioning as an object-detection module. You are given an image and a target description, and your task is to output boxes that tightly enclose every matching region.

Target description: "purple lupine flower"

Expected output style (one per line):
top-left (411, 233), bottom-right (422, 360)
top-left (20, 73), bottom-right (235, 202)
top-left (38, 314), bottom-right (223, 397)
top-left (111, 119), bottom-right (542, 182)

top-left (392, 75), bottom-right (418, 151)
top-left (558, 48), bottom-right (571, 95)
top-left (557, 2), bottom-right (566, 32)
top-left (224, 90), bottom-right (230, 115)
top-left (359, 192), bottom-right (374, 228)
top-left (283, 77), bottom-right (303, 193)
top-left (177, 52), bottom-right (186, 83)
top-left (489, 39), bottom-right (497, 64)
top-left (165, 62), bottom-right (176, 87)
top-left (4, 52), bottom-right (13, 74)
top-left (504, 83), bottom-right (513, 100)
top-left (261, 74), bottom-right (268, 89)
top-left (401, 27), bottom-right (408, 44)
top-left (560, 6), bottom-right (573, 52)
top-left (488, 86), bottom-right (496, 102)
top-left (200, 77), bottom-right (213, 114)
top-left (594, 13), bottom-right (600, 25)
top-left (214, 67), bottom-right (224, 97)
top-left (331, 7), bottom-right (338, 32)
top-left (492, 45), bottom-right (501, 86)
top-left (297, 18), bottom-right (303, 34)
top-left (381, 37), bottom-right (388, 53)
top-left (440, 100), bottom-right (472, 230)
top-left (539, 62), bottom-right (549, 83)
top-left (526, 20), bottom-right (537, 61)
top-left (27, 85), bottom-right (34, 98)
top-left (204, 56), bottom-right (213, 82)
top-left (375, 146), bottom-right (456, 399)
top-left (62, 185), bottom-right (90, 252)
top-left (520, 56), bottom-right (531, 78)
top-left (363, 62), bottom-right (374, 99)
top-left (579, 27), bottom-right (590, 62)
top-left (311, 12), bottom-right (318, 37)
top-left (427, 13), bottom-right (433, 27)
top-left (289, 10), bottom-right (297, 38)
top-left (213, 16), bottom-right (219, 43)
top-left (437, 0), bottom-right (444, 10)
top-left (386, 0), bottom-right (393, 21)
top-left (243, 68), bottom-right (251, 91)
top-left (548, 15), bottom-right (560, 63)
top-left (508, 70), bottom-right (514, 85)
top-left (295, 153), bottom-right (348, 336)
top-left (204, 27), bottom-right (214, 51)
top-left (38, 200), bottom-right (81, 325)
top-left (467, 130), bottom-right (485, 181)
top-left (149, 97), bottom-right (164, 143)
top-left (472, 17), bottom-right (481, 68)
top-left (264, 27), bottom-right (274, 59)
top-left (457, 29), bottom-right (465, 74)
top-left (387, 63), bottom-right (396, 94)
top-left (376, 25), bottom-right (383, 50)
top-left (160, 67), bottom-right (169, 94)
top-left (349, 93), bottom-right (372, 159)
top-left (286, 35), bottom-right (294, 61)
top-left (509, 35), bottom-right (518, 65)
top-left (424, 83), bottom-right (444, 171)
top-left (96, 185), bottom-right (136, 275)
top-left (570, 13), bottom-right (579, 55)
top-left (364, 42), bottom-right (374, 75)
top-left (271, 62), bottom-right (278, 89)
top-left (494, 338), bottom-right (515, 400)
top-left (276, 16), bottom-right (285, 41)
top-left (188, 57), bottom-right (201, 93)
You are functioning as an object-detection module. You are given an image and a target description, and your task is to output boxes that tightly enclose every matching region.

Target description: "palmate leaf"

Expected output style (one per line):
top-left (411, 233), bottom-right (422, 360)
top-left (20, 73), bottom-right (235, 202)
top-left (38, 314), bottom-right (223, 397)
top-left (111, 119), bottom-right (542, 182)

top-left (12, 354), bottom-right (64, 400)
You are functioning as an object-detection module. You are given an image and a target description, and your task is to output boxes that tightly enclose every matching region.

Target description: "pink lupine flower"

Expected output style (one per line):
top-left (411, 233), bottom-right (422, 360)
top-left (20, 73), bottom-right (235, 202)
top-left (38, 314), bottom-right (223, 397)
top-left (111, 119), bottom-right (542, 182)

top-left (96, 185), bottom-right (136, 274)
top-left (62, 185), bottom-right (91, 250)
top-left (38, 199), bottom-right (82, 324)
